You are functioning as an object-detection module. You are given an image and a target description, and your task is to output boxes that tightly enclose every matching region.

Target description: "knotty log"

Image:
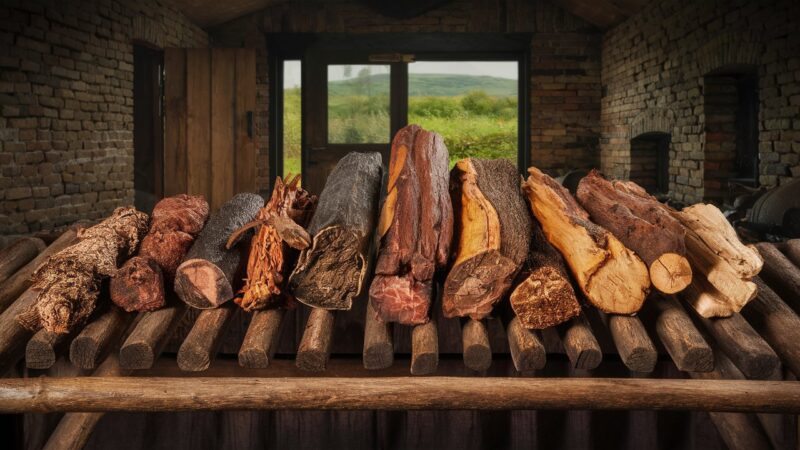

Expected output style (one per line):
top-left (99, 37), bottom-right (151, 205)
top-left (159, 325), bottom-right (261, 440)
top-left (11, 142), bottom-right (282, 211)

top-left (507, 316), bottom-right (546, 372)
top-left (238, 308), bottom-right (285, 368)
top-left (26, 329), bottom-right (70, 370)
top-left (462, 318), bottom-right (492, 371)
top-left (370, 125), bottom-right (453, 325)
top-left (755, 242), bottom-right (800, 311)
top-left (70, 305), bottom-right (132, 370)
top-left (175, 193), bottom-right (263, 309)
top-left (599, 311), bottom-right (657, 373)
top-left (524, 167), bottom-right (650, 314)
top-left (363, 300), bottom-right (393, 370)
top-left (0, 237), bottom-right (45, 284)
top-left (290, 152), bottom-right (383, 310)
top-left (231, 175), bottom-right (316, 311)
top-left (510, 218), bottom-right (580, 329)
top-left (443, 158), bottom-right (531, 319)
top-left (111, 194), bottom-right (209, 312)
top-left (649, 294), bottom-right (713, 372)
top-left (17, 207), bottom-right (149, 334)
top-left (410, 320), bottom-right (438, 375)
top-left (296, 308), bottom-right (335, 372)
top-left (177, 303), bottom-right (237, 371)
top-left (742, 277), bottom-right (800, 376)
top-left (120, 300), bottom-right (188, 370)
top-left (0, 230), bottom-right (78, 313)
top-left (576, 171), bottom-right (692, 294)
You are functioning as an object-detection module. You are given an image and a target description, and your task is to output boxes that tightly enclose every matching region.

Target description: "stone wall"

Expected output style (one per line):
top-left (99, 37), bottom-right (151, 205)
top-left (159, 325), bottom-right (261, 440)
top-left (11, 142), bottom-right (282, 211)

top-left (601, 0), bottom-right (800, 203)
top-left (0, 0), bottom-right (208, 236)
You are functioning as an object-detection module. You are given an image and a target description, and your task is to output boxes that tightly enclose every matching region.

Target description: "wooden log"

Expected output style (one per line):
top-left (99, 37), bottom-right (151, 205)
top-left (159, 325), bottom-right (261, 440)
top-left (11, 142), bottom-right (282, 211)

top-left (410, 320), bottom-right (438, 375)
top-left (238, 308), bottom-right (285, 368)
top-left (554, 312), bottom-right (603, 370)
top-left (290, 152), bottom-right (383, 310)
top-left (679, 275), bottom-right (738, 318)
top-left (363, 300), bottom-right (393, 370)
top-left (599, 312), bottom-right (657, 373)
top-left (177, 303), bottom-right (237, 371)
top-left (0, 230), bottom-right (78, 313)
top-left (371, 125), bottom-right (453, 325)
top-left (296, 308), bottom-right (335, 372)
top-left (120, 301), bottom-right (188, 370)
top-left (462, 319), bottom-right (491, 371)
top-left (507, 316), bottom-right (546, 372)
top-left (111, 194), bottom-right (209, 312)
top-left (443, 158), bottom-right (531, 319)
top-left (755, 242), bottom-right (800, 311)
top-left (509, 218), bottom-right (580, 329)
top-left (741, 277), bottom-right (800, 376)
top-left (174, 193), bottom-right (263, 309)
top-left (0, 237), bottom-right (45, 284)
top-left (781, 238), bottom-right (800, 268)
top-left (2, 377), bottom-right (799, 413)
top-left (684, 232), bottom-right (757, 309)
top-left (16, 207), bottom-right (149, 334)
top-left (0, 289), bottom-right (39, 373)
top-left (576, 172), bottom-right (692, 294)
top-left (26, 329), bottom-right (71, 370)
top-left (69, 305), bottom-right (132, 370)
top-left (523, 167), bottom-right (650, 314)
top-left (649, 295), bottom-right (713, 372)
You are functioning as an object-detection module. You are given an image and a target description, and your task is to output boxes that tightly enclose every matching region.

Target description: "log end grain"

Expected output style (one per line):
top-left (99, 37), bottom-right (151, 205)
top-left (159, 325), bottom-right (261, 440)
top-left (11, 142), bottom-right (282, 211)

top-left (510, 266), bottom-right (581, 329)
top-left (296, 308), bottom-right (334, 372)
top-left (649, 253), bottom-right (693, 294)
top-left (174, 259), bottom-right (234, 309)
top-left (679, 346), bottom-right (715, 373)
top-left (69, 335), bottom-right (101, 370)
top-left (363, 342), bottom-right (394, 370)
top-left (295, 350), bottom-right (329, 372)
top-left (507, 317), bottom-right (546, 372)
top-left (177, 342), bottom-right (212, 372)
top-left (443, 250), bottom-right (516, 320)
top-left (462, 319), bottom-right (492, 371)
top-left (119, 341), bottom-right (156, 370)
top-left (410, 320), bottom-right (438, 375)
top-left (110, 256), bottom-right (166, 312)
top-left (25, 330), bottom-right (63, 370)
top-left (561, 314), bottom-right (603, 370)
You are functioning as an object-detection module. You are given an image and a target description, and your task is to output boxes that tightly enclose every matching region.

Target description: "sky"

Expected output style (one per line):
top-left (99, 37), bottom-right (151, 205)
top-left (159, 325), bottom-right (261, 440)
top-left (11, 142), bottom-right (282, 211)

top-left (283, 60), bottom-right (518, 88)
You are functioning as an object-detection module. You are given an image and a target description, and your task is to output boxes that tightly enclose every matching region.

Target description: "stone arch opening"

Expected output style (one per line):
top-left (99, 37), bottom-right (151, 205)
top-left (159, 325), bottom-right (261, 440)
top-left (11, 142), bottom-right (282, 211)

top-left (630, 132), bottom-right (670, 195)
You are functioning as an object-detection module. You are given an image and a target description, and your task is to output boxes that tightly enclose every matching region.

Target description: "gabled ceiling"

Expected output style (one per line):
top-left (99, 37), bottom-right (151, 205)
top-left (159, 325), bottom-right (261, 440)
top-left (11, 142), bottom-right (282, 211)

top-left (549, 0), bottom-right (653, 28)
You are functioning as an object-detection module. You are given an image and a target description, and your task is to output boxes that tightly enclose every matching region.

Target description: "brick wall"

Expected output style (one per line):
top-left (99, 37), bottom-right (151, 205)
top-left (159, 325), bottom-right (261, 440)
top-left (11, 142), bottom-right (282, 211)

top-left (601, 0), bottom-right (800, 203)
top-left (0, 0), bottom-right (207, 236)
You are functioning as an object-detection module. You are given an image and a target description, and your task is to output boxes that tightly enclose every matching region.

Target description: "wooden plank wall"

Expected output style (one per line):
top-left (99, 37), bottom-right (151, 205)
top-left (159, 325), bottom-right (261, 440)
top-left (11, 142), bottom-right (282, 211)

top-left (164, 48), bottom-right (257, 210)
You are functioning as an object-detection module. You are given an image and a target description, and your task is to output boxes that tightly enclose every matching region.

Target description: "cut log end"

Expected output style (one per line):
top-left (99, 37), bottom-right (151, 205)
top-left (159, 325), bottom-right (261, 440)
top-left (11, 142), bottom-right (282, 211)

top-left (363, 342), bottom-right (394, 370)
top-left (462, 319), bottom-right (492, 371)
top-left (649, 253), bottom-right (693, 294)
top-left (296, 351), bottom-right (329, 372)
top-left (410, 320), bottom-right (438, 375)
top-left (680, 346), bottom-right (715, 373)
top-left (119, 342), bottom-right (155, 370)
top-left (174, 259), bottom-right (234, 309)
top-left (69, 336), bottom-right (100, 370)
top-left (176, 344), bottom-right (211, 372)
top-left (585, 240), bottom-right (650, 314)
top-left (442, 250), bottom-right (516, 320)
top-left (110, 256), bottom-right (166, 312)
top-left (238, 348), bottom-right (269, 369)
top-left (25, 337), bottom-right (58, 370)
top-left (510, 266), bottom-right (581, 329)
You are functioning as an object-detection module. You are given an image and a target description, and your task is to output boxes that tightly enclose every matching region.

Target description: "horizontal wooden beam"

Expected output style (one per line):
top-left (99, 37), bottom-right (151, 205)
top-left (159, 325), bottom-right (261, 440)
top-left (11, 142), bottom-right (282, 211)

top-left (0, 377), bottom-right (798, 413)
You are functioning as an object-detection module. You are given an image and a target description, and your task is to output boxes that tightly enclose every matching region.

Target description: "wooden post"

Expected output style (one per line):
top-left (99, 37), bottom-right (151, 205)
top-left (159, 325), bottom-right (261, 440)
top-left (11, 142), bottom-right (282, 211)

top-left (26, 329), bottom-right (71, 370)
top-left (120, 301), bottom-right (188, 370)
top-left (411, 320), bottom-right (438, 375)
top-left (462, 319), bottom-right (491, 372)
top-left (238, 308), bottom-right (285, 369)
top-left (0, 237), bottom-right (45, 284)
top-left (599, 312), bottom-right (657, 373)
top-left (742, 277), bottom-right (800, 376)
top-left (649, 295), bottom-right (713, 372)
top-left (507, 316), bottom-right (546, 372)
top-left (177, 303), bottom-right (237, 371)
top-left (296, 308), bottom-right (335, 372)
top-left (363, 300), bottom-right (393, 370)
top-left (69, 305), bottom-right (132, 370)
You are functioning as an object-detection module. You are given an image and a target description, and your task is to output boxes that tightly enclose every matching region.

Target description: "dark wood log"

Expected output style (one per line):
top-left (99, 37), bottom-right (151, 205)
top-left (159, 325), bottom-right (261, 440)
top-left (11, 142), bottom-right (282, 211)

top-left (26, 328), bottom-right (71, 370)
top-left (177, 303), bottom-right (237, 371)
top-left (120, 300), bottom-right (188, 370)
top-left (371, 125), bottom-right (452, 325)
top-left (410, 320), bottom-right (438, 375)
top-left (444, 158), bottom-right (531, 319)
top-left (510, 218), bottom-right (580, 329)
top-left (648, 294), bottom-right (713, 372)
top-left (16, 207), bottom-right (149, 334)
top-left (0, 230), bottom-right (78, 313)
top-left (552, 312), bottom-right (602, 370)
top-left (755, 242), bottom-right (800, 311)
top-left (599, 312), bottom-right (657, 373)
top-left (69, 305), bottom-right (132, 370)
top-left (296, 308), bottom-right (335, 372)
top-left (238, 308), bottom-right (285, 368)
top-left (363, 300), bottom-right (393, 370)
top-left (524, 167), bottom-right (650, 314)
top-left (0, 237), bottom-right (45, 284)
top-left (462, 318), bottom-right (491, 371)
top-left (111, 195), bottom-right (209, 312)
top-left (742, 277), bottom-right (800, 376)
top-left (175, 193), bottom-right (263, 309)
top-left (576, 171), bottom-right (692, 294)
top-left (0, 288), bottom-right (39, 373)
top-left (781, 238), bottom-right (800, 268)
top-left (290, 152), bottom-right (383, 310)
top-left (507, 316), bottom-right (546, 372)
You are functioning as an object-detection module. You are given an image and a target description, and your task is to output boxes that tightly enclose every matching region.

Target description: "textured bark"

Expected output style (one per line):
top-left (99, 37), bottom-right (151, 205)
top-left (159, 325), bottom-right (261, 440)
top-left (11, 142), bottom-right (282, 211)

top-left (370, 125), bottom-right (453, 324)
top-left (111, 195), bottom-right (209, 312)
top-left (232, 175), bottom-right (316, 312)
top-left (443, 158), bottom-right (531, 319)
top-left (576, 171), bottom-right (692, 294)
top-left (289, 152), bottom-right (383, 310)
top-left (510, 218), bottom-right (581, 329)
top-left (17, 207), bottom-right (149, 334)
top-left (174, 193), bottom-right (263, 309)
top-left (523, 167), bottom-right (650, 315)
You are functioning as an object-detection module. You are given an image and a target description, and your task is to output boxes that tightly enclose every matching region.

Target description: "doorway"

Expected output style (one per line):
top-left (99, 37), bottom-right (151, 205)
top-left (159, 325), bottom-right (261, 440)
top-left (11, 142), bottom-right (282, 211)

top-left (133, 44), bottom-right (164, 213)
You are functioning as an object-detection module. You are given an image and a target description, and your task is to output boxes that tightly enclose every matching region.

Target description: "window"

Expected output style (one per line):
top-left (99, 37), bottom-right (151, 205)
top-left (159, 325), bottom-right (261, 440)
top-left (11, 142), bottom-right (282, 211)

top-left (283, 60), bottom-right (302, 179)
top-left (327, 64), bottom-right (391, 144)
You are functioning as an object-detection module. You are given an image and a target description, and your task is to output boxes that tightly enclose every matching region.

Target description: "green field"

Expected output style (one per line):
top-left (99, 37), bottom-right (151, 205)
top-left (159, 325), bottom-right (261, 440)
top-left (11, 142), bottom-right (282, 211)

top-left (283, 74), bottom-right (518, 178)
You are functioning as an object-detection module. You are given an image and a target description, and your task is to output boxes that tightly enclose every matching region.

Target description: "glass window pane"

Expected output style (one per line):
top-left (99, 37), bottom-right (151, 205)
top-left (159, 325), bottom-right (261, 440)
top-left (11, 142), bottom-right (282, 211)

top-left (328, 64), bottom-right (391, 144)
top-left (283, 60), bottom-right (301, 179)
top-left (408, 61), bottom-right (518, 167)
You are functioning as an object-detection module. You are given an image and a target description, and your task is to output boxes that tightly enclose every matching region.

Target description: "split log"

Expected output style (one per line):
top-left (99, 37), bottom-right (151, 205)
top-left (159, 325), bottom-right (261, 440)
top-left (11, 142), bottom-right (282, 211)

top-left (70, 305), bottom-right (132, 369)
top-left (296, 308), bottom-right (335, 372)
top-left (524, 167), bottom-right (650, 314)
top-left (576, 171), bottom-right (692, 294)
top-left (238, 308), bottom-right (285, 368)
top-left (230, 175), bottom-right (316, 311)
top-left (680, 275), bottom-right (738, 318)
top-left (111, 195), bottom-right (209, 312)
top-left (177, 303), bottom-right (237, 371)
top-left (363, 300), bottom-right (393, 370)
top-left (507, 316), bottom-right (546, 372)
top-left (0, 230), bottom-right (78, 313)
top-left (742, 277), bottom-right (800, 376)
top-left (289, 152), bottom-right (383, 310)
top-left (26, 329), bottom-right (71, 370)
top-left (754, 242), bottom-right (800, 311)
top-left (684, 232), bottom-right (757, 309)
top-left (370, 125), bottom-right (453, 325)
top-left (174, 193), bottom-right (263, 309)
top-left (410, 319), bottom-right (438, 375)
top-left (648, 295), bottom-right (713, 372)
top-left (462, 318), bottom-right (492, 371)
top-left (509, 218), bottom-right (580, 329)
top-left (443, 158), bottom-right (531, 319)
top-left (120, 300), bottom-right (188, 370)
top-left (0, 237), bottom-right (45, 284)
top-left (17, 207), bottom-right (149, 334)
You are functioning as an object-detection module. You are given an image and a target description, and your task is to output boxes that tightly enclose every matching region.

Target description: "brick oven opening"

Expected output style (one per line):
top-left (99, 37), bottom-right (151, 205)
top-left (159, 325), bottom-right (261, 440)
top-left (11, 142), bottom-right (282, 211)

top-left (629, 131), bottom-right (670, 196)
top-left (702, 68), bottom-right (759, 206)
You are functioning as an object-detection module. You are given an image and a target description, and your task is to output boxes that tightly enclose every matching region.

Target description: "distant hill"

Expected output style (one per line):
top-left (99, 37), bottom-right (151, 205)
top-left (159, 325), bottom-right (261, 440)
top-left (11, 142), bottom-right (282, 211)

top-left (325, 73), bottom-right (517, 97)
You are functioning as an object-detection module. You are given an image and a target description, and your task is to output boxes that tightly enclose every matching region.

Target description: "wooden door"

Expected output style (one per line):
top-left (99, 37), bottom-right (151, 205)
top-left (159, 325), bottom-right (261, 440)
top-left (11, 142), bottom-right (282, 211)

top-left (164, 48), bottom-right (257, 211)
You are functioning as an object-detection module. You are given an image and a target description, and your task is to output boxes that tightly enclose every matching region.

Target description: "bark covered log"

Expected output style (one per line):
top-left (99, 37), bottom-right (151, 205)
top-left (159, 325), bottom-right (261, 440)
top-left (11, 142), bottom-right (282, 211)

top-left (230, 175), bottom-right (316, 312)
top-left (16, 207), bottom-right (149, 334)
top-left (289, 152), bottom-right (383, 310)
top-left (443, 158), bottom-right (531, 319)
top-left (523, 167), bottom-right (650, 315)
top-left (575, 171), bottom-right (692, 294)
top-left (174, 193), bottom-right (263, 309)
top-left (370, 125), bottom-right (453, 325)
